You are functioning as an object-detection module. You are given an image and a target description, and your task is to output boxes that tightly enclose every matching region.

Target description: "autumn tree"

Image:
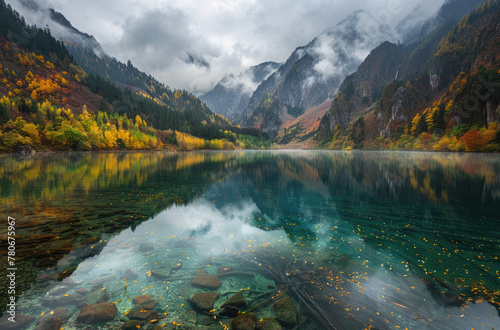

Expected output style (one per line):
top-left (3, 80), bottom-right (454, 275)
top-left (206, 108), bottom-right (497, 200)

top-left (460, 129), bottom-right (487, 151)
top-left (410, 113), bottom-right (428, 136)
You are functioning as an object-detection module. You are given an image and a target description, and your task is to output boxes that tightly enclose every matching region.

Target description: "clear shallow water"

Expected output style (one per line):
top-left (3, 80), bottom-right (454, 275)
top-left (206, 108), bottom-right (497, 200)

top-left (0, 150), bottom-right (499, 329)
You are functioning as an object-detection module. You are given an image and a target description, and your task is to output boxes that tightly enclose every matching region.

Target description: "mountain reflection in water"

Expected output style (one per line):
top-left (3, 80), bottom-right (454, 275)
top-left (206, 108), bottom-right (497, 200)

top-left (0, 150), bottom-right (499, 329)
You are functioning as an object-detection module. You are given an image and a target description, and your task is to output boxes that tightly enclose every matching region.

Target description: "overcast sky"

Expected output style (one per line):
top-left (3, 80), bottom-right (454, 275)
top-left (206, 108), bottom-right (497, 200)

top-left (9, 0), bottom-right (444, 94)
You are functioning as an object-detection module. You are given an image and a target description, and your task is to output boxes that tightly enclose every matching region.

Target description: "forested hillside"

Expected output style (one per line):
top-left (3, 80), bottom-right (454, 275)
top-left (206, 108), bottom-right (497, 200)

top-left (0, 0), bottom-right (269, 152)
top-left (317, 0), bottom-right (500, 152)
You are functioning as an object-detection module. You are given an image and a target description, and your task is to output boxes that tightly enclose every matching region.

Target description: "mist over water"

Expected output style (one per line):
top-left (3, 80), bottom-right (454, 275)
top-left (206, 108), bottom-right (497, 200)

top-left (0, 151), bottom-right (499, 329)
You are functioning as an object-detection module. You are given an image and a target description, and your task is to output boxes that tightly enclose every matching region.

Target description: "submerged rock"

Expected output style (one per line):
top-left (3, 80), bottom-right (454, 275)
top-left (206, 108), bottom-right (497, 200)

top-left (130, 309), bottom-right (159, 322)
top-left (122, 319), bottom-right (143, 330)
top-left (132, 294), bottom-right (154, 305)
top-left (185, 310), bottom-right (197, 324)
top-left (217, 265), bottom-right (233, 275)
top-left (150, 268), bottom-right (171, 279)
top-left (189, 292), bottom-right (219, 312)
top-left (75, 288), bottom-right (89, 295)
top-left (37, 307), bottom-right (67, 323)
top-left (0, 314), bottom-right (36, 329)
top-left (76, 302), bottom-right (117, 324)
top-left (199, 314), bottom-right (218, 326)
top-left (48, 284), bottom-right (72, 296)
top-left (132, 294), bottom-right (156, 309)
top-left (56, 293), bottom-right (84, 306)
top-left (34, 316), bottom-right (62, 330)
top-left (231, 313), bottom-right (258, 330)
top-left (256, 318), bottom-right (282, 330)
top-left (141, 300), bottom-right (157, 310)
top-left (273, 298), bottom-right (298, 328)
top-left (219, 305), bottom-right (239, 317)
top-left (122, 269), bottom-right (138, 280)
top-left (221, 291), bottom-right (247, 309)
top-left (170, 260), bottom-right (183, 271)
top-left (84, 288), bottom-right (109, 305)
top-left (191, 273), bottom-right (221, 290)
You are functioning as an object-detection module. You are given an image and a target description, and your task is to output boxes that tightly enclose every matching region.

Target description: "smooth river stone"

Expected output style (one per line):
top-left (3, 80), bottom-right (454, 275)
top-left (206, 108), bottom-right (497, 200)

top-left (191, 273), bottom-right (221, 290)
top-left (76, 302), bottom-right (117, 324)
top-left (150, 268), bottom-right (171, 279)
top-left (188, 292), bottom-right (219, 312)
top-left (273, 298), bottom-right (298, 328)
top-left (132, 294), bottom-right (154, 305)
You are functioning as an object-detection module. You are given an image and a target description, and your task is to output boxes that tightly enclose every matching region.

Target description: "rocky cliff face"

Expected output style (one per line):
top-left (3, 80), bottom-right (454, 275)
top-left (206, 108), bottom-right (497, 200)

top-left (318, 41), bottom-right (406, 137)
top-left (414, 0), bottom-right (487, 43)
top-left (240, 10), bottom-right (398, 138)
top-left (317, 0), bottom-right (500, 151)
top-left (199, 62), bottom-right (280, 122)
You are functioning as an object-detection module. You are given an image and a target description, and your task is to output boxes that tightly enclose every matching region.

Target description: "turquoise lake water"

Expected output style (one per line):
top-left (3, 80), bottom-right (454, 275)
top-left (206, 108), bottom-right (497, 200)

top-left (0, 150), bottom-right (499, 329)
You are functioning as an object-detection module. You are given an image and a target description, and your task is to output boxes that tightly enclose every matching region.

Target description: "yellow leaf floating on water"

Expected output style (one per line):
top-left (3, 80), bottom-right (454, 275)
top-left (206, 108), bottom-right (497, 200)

top-left (147, 270), bottom-right (151, 277)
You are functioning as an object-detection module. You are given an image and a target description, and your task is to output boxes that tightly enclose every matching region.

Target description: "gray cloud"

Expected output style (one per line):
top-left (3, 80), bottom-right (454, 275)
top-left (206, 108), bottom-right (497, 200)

top-left (220, 62), bottom-right (279, 95)
top-left (114, 7), bottom-right (210, 70)
top-left (7, 0), bottom-right (445, 94)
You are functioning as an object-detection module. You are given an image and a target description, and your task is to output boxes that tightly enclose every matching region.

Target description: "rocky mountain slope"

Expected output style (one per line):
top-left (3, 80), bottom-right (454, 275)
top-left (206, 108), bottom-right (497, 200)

top-left (11, 0), bottom-right (225, 129)
top-left (317, 0), bottom-right (500, 152)
top-left (239, 10), bottom-right (399, 139)
top-left (0, 0), bottom-right (268, 152)
top-left (200, 61), bottom-right (280, 122)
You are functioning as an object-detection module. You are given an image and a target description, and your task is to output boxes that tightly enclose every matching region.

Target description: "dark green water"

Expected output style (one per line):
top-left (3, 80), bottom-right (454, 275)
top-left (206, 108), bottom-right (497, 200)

top-left (0, 150), bottom-right (499, 329)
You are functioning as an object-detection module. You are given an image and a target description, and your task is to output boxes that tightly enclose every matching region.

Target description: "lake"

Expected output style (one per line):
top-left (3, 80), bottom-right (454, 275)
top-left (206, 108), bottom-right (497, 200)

top-left (0, 150), bottom-right (499, 329)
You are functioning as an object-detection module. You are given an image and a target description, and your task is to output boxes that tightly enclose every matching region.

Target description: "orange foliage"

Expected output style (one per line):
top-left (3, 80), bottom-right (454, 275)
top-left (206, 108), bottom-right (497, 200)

top-left (459, 129), bottom-right (492, 152)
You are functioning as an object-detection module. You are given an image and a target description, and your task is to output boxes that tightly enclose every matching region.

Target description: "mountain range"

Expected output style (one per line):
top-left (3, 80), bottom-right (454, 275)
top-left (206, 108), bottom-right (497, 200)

top-left (317, 0), bottom-right (500, 152)
top-left (199, 0), bottom-right (499, 151)
top-left (1, 0), bottom-right (499, 152)
top-left (199, 61), bottom-right (281, 122)
top-left (0, 0), bottom-right (268, 153)
top-left (237, 10), bottom-right (398, 139)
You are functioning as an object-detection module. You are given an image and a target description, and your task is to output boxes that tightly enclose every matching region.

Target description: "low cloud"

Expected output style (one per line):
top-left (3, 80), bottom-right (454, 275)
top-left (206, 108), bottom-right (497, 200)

top-left (220, 63), bottom-right (279, 95)
top-left (7, 0), bottom-right (445, 94)
top-left (307, 10), bottom-right (398, 85)
top-left (113, 7), bottom-right (217, 72)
